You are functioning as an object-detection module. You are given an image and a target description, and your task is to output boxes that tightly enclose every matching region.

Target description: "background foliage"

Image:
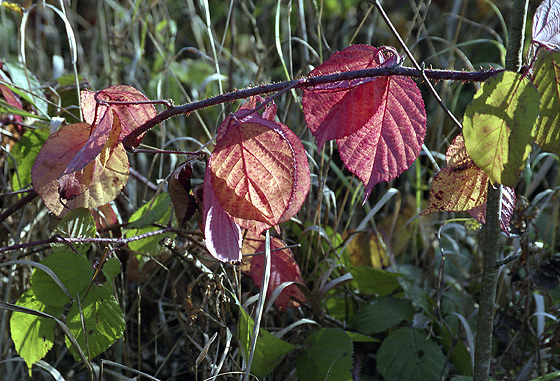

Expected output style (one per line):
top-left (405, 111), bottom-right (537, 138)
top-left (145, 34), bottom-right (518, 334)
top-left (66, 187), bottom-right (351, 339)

top-left (1, 0), bottom-right (559, 380)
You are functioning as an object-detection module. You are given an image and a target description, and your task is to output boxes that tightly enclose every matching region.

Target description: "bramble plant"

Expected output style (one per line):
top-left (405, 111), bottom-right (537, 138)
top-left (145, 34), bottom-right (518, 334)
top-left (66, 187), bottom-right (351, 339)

top-left (2, 0), bottom-right (560, 380)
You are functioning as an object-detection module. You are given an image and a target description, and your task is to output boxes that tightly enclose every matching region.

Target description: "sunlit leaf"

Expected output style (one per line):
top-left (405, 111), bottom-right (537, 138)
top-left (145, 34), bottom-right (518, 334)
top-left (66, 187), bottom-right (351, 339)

top-left (10, 289), bottom-right (62, 375)
top-left (423, 134), bottom-right (515, 234)
top-left (532, 0), bottom-right (560, 51)
top-left (210, 98), bottom-right (309, 231)
top-left (463, 71), bottom-right (539, 186)
top-left (422, 166), bottom-right (488, 214)
top-left (302, 45), bottom-right (390, 148)
top-left (337, 74), bottom-right (426, 201)
top-left (533, 51), bottom-right (560, 154)
top-left (31, 250), bottom-right (94, 307)
top-left (82, 85), bottom-right (157, 147)
top-left (58, 105), bottom-right (116, 191)
top-left (32, 123), bottom-right (129, 216)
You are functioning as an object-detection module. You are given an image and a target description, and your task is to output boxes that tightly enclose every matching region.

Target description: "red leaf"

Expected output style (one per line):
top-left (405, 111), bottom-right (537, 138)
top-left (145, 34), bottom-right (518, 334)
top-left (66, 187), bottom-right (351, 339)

top-left (532, 0), bottom-right (560, 51)
top-left (302, 45), bottom-right (399, 148)
top-left (82, 85), bottom-right (156, 147)
top-left (337, 75), bottom-right (426, 200)
top-left (210, 98), bottom-right (310, 232)
top-left (242, 233), bottom-right (306, 310)
top-left (0, 68), bottom-right (23, 124)
top-left (202, 165), bottom-right (242, 262)
top-left (32, 123), bottom-right (129, 216)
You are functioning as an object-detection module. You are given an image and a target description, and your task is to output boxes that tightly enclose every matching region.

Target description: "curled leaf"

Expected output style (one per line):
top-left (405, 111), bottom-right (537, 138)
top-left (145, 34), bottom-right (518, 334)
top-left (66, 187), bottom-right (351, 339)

top-left (169, 161), bottom-right (198, 226)
top-left (81, 85), bottom-right (156, 147)
top-left (202, 165), bottom-right (242, 263)
top-left (32, 123), bottom-right (129, 216)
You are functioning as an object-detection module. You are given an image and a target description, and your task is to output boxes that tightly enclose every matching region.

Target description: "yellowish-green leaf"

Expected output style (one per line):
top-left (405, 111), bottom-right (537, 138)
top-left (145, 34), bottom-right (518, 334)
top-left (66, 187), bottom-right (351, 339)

top-left (463, 71), bottom-right (539, 186)
top-left (10, 289), bottom-right (62, 375)
top-left (533, 51), bottom-right (560, 154)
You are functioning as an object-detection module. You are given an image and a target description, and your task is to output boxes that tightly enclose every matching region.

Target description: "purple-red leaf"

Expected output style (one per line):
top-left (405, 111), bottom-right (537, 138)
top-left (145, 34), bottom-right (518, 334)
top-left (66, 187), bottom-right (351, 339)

top-left (532, 0), bottom-right (560, 51)
top-left (242, 232), bottom-right (306, 310)
top-left (0, 69), bottom-right (23, 124)
top-left (202, 165), bottom-right (242, 262)
top-left (81, 85), bottom-right (157, 147)
top-left (303, 45), bottom-right (397, 148)
top-left (210, 98), bottom-right (309, 233)
top-left (337, 75), bottom-right (426, 200)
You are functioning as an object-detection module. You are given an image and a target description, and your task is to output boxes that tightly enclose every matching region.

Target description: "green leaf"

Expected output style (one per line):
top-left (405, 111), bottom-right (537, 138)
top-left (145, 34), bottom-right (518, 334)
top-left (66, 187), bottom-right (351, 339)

top-left (126, 194), bottom-right (174, 257)
top-left (65, 286), bottom-right (125, 361)
top-left (102, 257), bottom-right (121, 292)
top-left (10, 128), bottom-right (50, 192)
top-left (345, 331), bottom-right (380, 343)
top-left (350, 267), bottom-right (402, 296)
top-left (463, 71), bottom-right (539, 186)
top-left (377, 327), bottom-right (446, 381)
top-left (353, 297), bottom-right (414, 335)
top-left (10, 289), bottom-right (62, 375)
top-left (31, 250), bottom-right (94, 307)
top-left (52, 208), bottom-right (97, 253)
top-left (530, 371), bottom-right (560, 381)
top-left (237, 308), bottom-right (295, 378)
top-left (296, 328), bottom-right (353, 381)
top-left (3, 61), bottom-right (48, 116)
top-left (127, 192), bottom-right (171, 229)
top-left (0, 98), bottom-right (47, 120)
top-left (533, 51), bottom-right (560, 154)
top-left (102, 257), bottom-right (121, 282)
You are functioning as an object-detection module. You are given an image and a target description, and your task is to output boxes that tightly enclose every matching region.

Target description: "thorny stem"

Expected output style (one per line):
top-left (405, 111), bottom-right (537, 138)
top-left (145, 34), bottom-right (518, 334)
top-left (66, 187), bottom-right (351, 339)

top-left (121, 66), bottom-right (503, 149)
top-left (473, 0), bottom-right (528, 380)
top-left (0, 227), bottom-right (177, 256)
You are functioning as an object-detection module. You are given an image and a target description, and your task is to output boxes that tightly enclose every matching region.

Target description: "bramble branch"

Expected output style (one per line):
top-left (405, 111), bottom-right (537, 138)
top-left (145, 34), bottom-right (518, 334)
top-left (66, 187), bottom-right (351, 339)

top-left (122, 66), bottom-right (504, 149)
